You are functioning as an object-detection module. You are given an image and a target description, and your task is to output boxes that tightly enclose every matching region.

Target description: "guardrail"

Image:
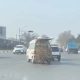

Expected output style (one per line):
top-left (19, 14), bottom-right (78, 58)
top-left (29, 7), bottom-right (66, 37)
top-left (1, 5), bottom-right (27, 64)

top-left (0, 50), bottom-right (12, 52)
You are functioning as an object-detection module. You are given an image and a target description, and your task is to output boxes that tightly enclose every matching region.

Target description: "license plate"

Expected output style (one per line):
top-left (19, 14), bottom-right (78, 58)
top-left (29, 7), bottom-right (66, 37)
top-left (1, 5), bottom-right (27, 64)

top-left (52, 56), bottom-right (57, 58)
top-left (53, 56), bottom-right (57, 58)
top-left (16, 51), bottom-right (19, 52)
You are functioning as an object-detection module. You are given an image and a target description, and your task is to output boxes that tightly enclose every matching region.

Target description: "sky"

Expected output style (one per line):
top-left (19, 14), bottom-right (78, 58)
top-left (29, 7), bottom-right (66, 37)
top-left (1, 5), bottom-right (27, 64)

top-left (0, 0), bottom-right (80, 43)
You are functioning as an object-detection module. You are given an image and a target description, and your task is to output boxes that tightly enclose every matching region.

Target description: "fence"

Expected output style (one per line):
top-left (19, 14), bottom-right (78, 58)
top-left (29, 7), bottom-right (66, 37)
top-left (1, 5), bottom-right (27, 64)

top-left (0, 38), bottom-right (24, 50)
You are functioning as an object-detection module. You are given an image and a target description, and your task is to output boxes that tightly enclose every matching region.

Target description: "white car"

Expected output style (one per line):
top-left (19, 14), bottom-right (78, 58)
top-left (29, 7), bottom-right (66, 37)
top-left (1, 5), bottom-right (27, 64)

top-left (13, 45), bottom-right (27, 54)
top-left (51, 45), bottom-right (61, 61)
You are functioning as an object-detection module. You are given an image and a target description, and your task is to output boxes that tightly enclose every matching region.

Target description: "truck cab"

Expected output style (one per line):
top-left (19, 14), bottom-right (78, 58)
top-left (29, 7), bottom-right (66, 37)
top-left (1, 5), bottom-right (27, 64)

top-left (67, 42), bottom-right (78, 54)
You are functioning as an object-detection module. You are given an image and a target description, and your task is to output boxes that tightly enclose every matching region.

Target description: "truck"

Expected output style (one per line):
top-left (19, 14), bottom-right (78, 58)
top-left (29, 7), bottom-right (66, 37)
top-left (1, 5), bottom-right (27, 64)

top-left (66, 42), bottom-right (78, 54)
top-left (26, 37), bottom-right (52, 64)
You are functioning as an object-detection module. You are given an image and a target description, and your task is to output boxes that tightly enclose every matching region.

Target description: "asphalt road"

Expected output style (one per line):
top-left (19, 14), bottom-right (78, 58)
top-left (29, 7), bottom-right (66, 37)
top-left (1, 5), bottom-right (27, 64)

top-left (0, 52), bottom-right (80, 80)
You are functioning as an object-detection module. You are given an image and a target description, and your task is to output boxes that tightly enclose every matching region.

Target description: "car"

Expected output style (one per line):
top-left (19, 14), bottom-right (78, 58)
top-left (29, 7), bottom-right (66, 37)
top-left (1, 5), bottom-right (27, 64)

top-left (13, 45), bottom-right (27, 54)
top-left (51, 45), bottom-right (61, 61)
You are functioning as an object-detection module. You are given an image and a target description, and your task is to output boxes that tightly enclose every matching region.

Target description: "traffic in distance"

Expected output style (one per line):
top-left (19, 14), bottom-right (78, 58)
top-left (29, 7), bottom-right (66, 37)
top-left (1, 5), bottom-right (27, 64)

top-left (12, 37), bottom-right (79, 65)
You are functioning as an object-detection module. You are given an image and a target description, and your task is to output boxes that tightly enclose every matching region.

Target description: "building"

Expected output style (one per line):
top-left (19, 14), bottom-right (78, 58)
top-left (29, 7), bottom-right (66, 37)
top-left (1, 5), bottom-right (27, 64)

top-left (0, 26), bottom-right (6, 39)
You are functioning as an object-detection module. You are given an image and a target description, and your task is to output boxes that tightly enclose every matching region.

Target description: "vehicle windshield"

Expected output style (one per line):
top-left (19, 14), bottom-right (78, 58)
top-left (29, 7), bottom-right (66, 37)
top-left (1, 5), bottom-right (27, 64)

top-left (51, 47), bottom-right (59, 52)
top-left (15, 46), bottom-right (23, 48)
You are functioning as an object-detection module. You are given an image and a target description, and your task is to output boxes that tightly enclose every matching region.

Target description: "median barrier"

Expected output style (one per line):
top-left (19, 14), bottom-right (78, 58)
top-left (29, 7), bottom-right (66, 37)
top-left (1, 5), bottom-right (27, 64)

top-left (0, 50), bottom-right (12, 52)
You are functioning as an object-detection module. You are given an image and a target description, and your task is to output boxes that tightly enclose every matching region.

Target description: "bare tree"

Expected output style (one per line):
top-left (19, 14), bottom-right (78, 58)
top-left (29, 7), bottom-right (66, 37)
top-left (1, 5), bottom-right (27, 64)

top-left (57, 30), bottom-right (74, 47)
top-left (21, 32), bottom-right (39, 47)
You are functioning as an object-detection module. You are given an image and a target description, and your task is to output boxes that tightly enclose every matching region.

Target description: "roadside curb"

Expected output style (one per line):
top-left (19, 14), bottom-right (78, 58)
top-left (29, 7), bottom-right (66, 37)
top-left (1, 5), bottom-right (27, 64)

top-left (0, 50), bottom-right (12, 53)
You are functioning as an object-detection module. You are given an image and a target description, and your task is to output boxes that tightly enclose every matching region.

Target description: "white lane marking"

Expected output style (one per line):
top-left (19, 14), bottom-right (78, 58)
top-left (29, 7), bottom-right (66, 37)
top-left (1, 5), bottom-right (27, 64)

top-left (0, 72), bottom-right (28, 80)
top-left (20, 61), bottom-right (26, 63)
top-left (61, 61), bottom-right (70, 62)
top-left (0, 61), bottom-right (26, 68)
top-left (22, 77), bottom-right (28, 80)
top-left (14, 61), bottom-right (26, 64)
top-left (61, 57), bottom-right (66, 59)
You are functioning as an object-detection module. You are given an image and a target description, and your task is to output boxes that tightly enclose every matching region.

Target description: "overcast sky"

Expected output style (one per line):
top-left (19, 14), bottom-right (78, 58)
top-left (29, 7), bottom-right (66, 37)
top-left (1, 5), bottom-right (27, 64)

top-left (0, 0), bottom-right (80, 43)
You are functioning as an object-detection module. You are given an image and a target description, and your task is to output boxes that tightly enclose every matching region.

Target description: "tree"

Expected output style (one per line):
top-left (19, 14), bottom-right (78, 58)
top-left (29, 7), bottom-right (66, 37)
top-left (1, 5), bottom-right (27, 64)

top-left (67, 37), bottom-right (76, 43)
top-left (76, 34), bottom-right (80, 44)
top-left (57, 30), bottom-right (74, 47)
top-left (21, 32), bottom-right (39, 47)
top-left (67, 34), bottom-right (80, 44)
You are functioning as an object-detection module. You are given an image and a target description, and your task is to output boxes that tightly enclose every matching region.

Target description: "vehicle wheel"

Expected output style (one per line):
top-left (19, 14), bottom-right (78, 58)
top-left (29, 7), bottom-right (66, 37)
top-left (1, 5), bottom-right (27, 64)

top-left (52, 58), bottom-right (54, 61)
top-left (27, 56), bottom-right (30, 62)
top-left (32, 57), bottom-right (36, 64)
top-left (58, 58), bottom-right (60, 61)
top-left (47, 60), bottom-right (50, 64)
top-left (77, 52), bottom-right (78, 54)
top-left (58, 56), bottom-right (61, 61)
top-left (75, 52), bottom-right (78, 54)
top-left (68, 51), bottom-right (70, 54)
top-left (41, 60), bottom-right (44, 64)
top-left (68, 50), bottom-right (70, 54)
top-left (13, 52), bottom-right (15, 54)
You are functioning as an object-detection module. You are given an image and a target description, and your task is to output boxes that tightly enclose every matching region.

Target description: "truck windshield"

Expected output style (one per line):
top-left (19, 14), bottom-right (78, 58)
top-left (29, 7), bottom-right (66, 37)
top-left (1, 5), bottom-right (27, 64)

top-left (51, 47), bottom-right (59, 52)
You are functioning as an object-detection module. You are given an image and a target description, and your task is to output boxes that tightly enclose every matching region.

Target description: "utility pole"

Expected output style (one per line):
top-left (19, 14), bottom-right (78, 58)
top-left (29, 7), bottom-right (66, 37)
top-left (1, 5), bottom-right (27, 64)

top-left (16, 34), bottom-right (17, 41)
top-left (19, 28), bottom-right (20, 45)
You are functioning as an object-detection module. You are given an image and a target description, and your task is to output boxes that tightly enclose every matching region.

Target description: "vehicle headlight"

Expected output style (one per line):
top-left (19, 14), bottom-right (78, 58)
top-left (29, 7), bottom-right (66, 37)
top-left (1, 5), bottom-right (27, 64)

top-left (21, 50), bottom-right (24, 52)
top-left (13, 49), bottom-right (15, 52)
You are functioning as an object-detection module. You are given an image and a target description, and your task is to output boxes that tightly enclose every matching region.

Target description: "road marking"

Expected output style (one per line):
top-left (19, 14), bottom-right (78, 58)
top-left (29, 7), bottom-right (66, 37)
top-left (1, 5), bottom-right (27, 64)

top-left (22, 77), bottom-right (28, 80)
top-left (0, 61), bottom-right (27, 69)
top-left (61, 61), bottom-right (70, 62)
top-left (19, 61), bottom-right (26, 63)
top-left (61, 57), bottom-right (66, 59)
top-left (14, 61), bottom-right (26, 64)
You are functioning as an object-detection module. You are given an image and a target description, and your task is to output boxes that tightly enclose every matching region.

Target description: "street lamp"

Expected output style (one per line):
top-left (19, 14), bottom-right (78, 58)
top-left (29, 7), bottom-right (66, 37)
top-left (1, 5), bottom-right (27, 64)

top-left (19, 26), bottom-right (33, 45)
top-left (28, 31), bottom-right (33, 33)
top-left (19, 26), bottom-right (27, 45)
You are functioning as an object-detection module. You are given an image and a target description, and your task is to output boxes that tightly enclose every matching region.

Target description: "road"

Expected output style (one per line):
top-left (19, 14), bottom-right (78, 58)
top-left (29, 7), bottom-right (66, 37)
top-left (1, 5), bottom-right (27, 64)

top-left (0, 52), bottom-right (80, 80)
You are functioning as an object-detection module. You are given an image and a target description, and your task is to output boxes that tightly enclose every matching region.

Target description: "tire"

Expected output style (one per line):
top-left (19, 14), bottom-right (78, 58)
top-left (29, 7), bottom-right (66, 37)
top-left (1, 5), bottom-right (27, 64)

top-left (52, 58), bottom-right (54, 61)
top-left (68, 49), bottom-right (71, 54)
top-left (47, 60), bottom-right (50, 64)
top-left (57, 55), bottom-right (61, 61)
top-left (75, 52), bottom-right (78, 54)
top-left (58, 58), bottom-right (60, 61)
top-left (32, 57), bottom-right (36, 64)
top-left (27, 56), bottom-right (30, 62)
top-left (77, 52), bottom-right (78, 54)
top-left (13, 52), bottom-right (15, 54)
top-left (68, 51), bottom-right (70, 54)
